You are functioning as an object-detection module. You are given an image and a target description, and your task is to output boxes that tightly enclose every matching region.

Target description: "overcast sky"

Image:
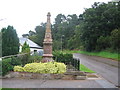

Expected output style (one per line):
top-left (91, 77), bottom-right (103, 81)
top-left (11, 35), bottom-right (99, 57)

top-left (0, 0), bottom-right (111, 37)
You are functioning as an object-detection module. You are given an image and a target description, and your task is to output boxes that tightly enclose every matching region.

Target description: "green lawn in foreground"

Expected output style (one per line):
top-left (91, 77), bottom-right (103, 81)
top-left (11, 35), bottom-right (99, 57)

top-left (80, 64), bottom-right (95, 73)
top-left (63, 50), bottom-right (119, 61)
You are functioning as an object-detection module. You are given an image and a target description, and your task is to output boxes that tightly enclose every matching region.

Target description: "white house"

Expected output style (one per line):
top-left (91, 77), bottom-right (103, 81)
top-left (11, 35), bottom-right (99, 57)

top-left (19, 37), bottom-right (43, 56)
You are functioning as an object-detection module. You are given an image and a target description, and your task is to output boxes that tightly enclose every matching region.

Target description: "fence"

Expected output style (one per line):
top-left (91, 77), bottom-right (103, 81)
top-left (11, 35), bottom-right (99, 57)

top-left (71, 58), bottom-right (80, 71)
top-left (54, 55), bottom-right (80, 71)
top-left (0, 53), bottom-right (28, 59)
top-left (0, 53), bottom-right (30, 66)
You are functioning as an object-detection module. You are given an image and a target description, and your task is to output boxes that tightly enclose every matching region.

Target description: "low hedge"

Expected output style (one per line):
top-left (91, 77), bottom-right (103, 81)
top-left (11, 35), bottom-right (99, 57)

top-left (53, 51), bottom-right (73, 64)
top-left (14, 62), bottom-right (66, 74)
top-left (28, 55), bottom-right (42, 63)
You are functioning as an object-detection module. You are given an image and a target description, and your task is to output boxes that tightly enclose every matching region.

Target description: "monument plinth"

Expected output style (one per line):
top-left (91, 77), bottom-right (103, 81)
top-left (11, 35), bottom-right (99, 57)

top-left (42, 12), bottom-right (53, 62)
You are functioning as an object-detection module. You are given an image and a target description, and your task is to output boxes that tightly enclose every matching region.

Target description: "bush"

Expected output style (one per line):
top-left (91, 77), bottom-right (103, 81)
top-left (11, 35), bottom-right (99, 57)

top-left (17, 54), bottom-right (30, 66)
top-left (29, 55), bottom-right (42, 63)
top-left (14, 62), bottom-right (66, 74)
top-left (2, 56), bottom-right (23, 76)
top-left (1, 53), bottom-right (34, 76)
top-left (10, 56), bottom-right (22, 66)
top-left (2, 58), bottom-right (13, 76)
top-left (0, 61), bottom-right (2, 76)
top-left (14, 66), bottom-right (24, 72)
top-left (53, 51), bottom-right (73, 64)
top-left (54, 62), bottom-right (67, 73)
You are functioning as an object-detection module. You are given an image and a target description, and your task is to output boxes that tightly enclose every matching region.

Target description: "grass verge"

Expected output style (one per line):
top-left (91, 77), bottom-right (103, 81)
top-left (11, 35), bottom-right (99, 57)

top-left (79, 51), bottom-right (119, 60)
top-left (80, 64), bottom-right (95, 73)
top-left (63, 50), bottom-right (119, 61)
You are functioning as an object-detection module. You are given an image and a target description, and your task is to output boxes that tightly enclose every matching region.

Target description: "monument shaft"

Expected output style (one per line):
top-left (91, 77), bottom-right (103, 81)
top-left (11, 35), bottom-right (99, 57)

top-left (42, 12), bottom-right (53, 62)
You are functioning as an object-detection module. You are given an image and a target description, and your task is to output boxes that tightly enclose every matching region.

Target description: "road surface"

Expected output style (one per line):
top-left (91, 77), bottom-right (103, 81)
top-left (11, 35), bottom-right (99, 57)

top-left (2, 78), bottom-right (117, 88)
top-left (73, 53), bottom-right (119, 87)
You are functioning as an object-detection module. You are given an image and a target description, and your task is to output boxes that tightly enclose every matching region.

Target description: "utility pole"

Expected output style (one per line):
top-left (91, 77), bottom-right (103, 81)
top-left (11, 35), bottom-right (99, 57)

top-left (61, 35), bottom-right (64, 51)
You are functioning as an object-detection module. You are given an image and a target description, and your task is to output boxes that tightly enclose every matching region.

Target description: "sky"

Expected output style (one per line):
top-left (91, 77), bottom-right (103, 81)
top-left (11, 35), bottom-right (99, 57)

top-left (0, 0), bottom-right (112, 37)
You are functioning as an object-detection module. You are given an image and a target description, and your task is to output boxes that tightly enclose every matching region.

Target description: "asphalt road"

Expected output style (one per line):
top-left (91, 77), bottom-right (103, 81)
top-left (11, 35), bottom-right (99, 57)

top-left (73, 53), bottom-right (119, 87)
top-left (2, 79), bottom-right (117, 88)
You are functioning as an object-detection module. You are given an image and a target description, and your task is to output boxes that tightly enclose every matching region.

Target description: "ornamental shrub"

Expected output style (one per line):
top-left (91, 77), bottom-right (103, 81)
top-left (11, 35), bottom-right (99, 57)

top-left (0, 61), bottom-right (2, 76)
top-left (54, 62), bottom-right (66, 73)
top-left (24, 63), bottom-right (45, 73)
top-left (2, 56), bottom-right (23, 76)
top-left (14, 66), bottom-right (24, 72)
top-left (44, 62), bottom-right (58, 73)
top-left (53, 51), bottom-right (73, 64)
top-left (17, 53), bottom-right (30, 66)
top-left (28, 55), bottom-right (42, 63)
top-left (2, 58), bottom-right (13, 76)
top-left (10, 56), bottom-right (22, 66)
top-left (14, 62), bottom-right (66, 74)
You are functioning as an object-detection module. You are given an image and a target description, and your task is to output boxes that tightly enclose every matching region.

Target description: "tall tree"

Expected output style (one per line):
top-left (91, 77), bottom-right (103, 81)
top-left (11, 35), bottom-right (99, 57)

top-left (53, 14), bottom-right (79, 50)
top-left (29, 23), bottom-right (46, 46)
top-left (29, 30), bottom-right (36, 36)
top-left (1, 25), bottom-right (19, 56)
top-left (0, 32), bottom-right (2, 57)
top-left (79, 2), bottom-right (120, 51)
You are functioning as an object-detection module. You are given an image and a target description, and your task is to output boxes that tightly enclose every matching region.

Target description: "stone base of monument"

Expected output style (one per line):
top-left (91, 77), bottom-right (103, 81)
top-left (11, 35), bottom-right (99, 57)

top-left (2, 71), bottom-right (87, 80)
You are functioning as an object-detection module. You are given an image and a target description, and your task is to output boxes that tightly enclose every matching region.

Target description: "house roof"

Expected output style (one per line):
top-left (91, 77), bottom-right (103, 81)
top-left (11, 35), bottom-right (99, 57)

top-left (19, 37), bottom-right (42, 49)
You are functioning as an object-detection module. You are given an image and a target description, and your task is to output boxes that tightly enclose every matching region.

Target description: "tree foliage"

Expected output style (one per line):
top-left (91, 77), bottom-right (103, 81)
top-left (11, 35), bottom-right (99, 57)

top-left (28, 23), bottom-right (46, 47)
top-left (0, 32), bottom-right (2, 57)
top-left (26, 2), bottom-right (119, 52)
top-left (1, 25), bottom-right (19, 56)
top-left (79, 2), bottom-right (120, 51)
top-left (22, 41), bottom-right (30, 53)
top-left (52, 14), bottom-right (80, 50)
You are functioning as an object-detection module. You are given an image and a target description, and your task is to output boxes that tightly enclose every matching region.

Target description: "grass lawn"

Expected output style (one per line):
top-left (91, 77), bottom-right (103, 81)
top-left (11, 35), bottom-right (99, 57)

top-left (63, 50), bottom-right (119, 61)
top-left (80, 64), bottom-right (95, 73)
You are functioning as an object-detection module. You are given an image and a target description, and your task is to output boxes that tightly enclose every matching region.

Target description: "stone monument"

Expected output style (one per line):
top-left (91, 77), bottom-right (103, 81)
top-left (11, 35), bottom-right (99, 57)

top-left (42, 12), bottom-right (53, 62)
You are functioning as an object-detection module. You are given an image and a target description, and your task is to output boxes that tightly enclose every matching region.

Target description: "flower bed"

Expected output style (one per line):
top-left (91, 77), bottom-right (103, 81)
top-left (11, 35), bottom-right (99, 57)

top-left (14, 62), bottom-right (66, 74)
top-left (2, 63), bottom-right (87, 80)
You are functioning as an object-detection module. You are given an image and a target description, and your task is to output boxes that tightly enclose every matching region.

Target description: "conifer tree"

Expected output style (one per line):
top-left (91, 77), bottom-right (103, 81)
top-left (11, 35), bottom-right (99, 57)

top-left (21, 41), bottom-right (30, 53)
top-left (1, 25), bottom-right (19, 56)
